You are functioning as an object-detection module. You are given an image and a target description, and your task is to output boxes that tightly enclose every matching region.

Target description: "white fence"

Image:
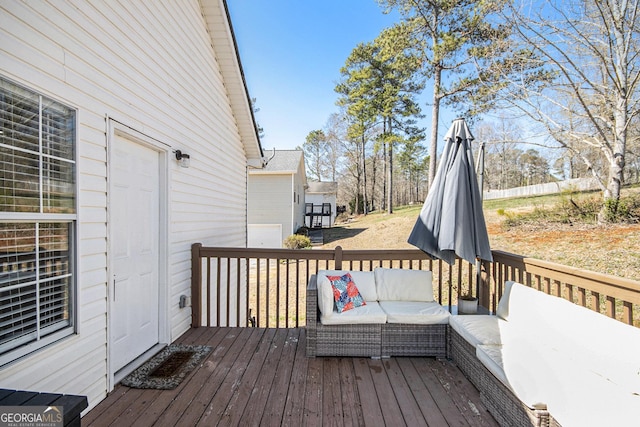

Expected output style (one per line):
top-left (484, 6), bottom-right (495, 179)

top-left (483, 177), bottom-right (599, 200)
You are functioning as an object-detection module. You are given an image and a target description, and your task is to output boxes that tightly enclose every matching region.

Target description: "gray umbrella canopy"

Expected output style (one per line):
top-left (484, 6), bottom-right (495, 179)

top-left (408, 118), bottom-right (492, 265)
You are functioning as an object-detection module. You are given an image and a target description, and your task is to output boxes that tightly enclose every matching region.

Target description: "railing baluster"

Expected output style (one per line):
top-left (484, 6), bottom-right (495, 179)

top-left (266, 258), bottom-right (270, 327)
top-left (437, 260), bottom-right (443, 305)
top-left (256, 257), bottom-right (261, 327)
top-left (216, 257), bottom-right (221, 327)
top-left (623, 301), bottom-right (633, 324)
top-left (579, 287), bottom-right (587, 307)
top-left (207, 257), bottom-right (212, 327)
top-left (468, 262), bottom-right (473, 297)
top-left (448, 261), bottom-right (453, 309)
top-left (226, 257), bottom-right (231, 326)
top-left (245, 257), bottom-right (250, 326)
top-left (278, 259), bottom-right (289, 328)
top-left (592, 291), bottom-right (601, 313)
top-left (456, 259), bottom-right (462, 298)
top-left (606, 295), bottom-right (615, 319)
top-left (236, 258), bottom-right (241, 326)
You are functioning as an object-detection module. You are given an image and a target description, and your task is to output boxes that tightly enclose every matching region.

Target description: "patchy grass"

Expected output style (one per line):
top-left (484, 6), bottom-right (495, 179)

top-left (499, 192), bottom-right (640, 228)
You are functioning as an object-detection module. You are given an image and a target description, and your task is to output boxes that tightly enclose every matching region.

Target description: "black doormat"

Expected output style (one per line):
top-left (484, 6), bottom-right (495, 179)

top-left (120, 344), bottom-right (212, 390)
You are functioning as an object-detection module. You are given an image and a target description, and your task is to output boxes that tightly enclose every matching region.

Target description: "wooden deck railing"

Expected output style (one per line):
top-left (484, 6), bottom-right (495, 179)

top-left (489, 250), bottom-right (640, 326)
top-left (191, 244), bottom-right (640, 328)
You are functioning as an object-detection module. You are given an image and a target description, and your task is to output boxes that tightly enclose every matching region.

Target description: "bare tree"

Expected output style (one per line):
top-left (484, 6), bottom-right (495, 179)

top-left (323, 113), bottom-right (348, 182)
top-left (300, 130), bottom-right (328, 182)
top-left (503, 0), bottom-right (640, 220)
top-left (475, 119), bottom-right (524, 190)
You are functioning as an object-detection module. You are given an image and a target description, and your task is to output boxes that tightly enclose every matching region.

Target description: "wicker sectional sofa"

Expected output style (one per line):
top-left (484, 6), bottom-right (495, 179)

top-left (449, 280), bottom-right (640, 427)
top-left (306, 268), bottom-right (450, 358)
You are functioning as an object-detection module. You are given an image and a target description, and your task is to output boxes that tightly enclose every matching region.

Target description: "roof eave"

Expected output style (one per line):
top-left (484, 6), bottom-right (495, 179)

top-left (201, 0), bottom-right (264, 163)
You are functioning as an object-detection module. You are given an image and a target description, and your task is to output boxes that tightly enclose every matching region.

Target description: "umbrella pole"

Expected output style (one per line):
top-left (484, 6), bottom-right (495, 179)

top-left (475, 258), bottom-right (483, 308)
top-left (475, 142), bottom-right (485, 304)
top-left (475, 141), bottom-right (485, 194)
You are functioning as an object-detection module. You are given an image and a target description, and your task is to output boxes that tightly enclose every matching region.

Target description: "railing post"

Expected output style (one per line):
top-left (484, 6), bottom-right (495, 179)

top-left (191, 243), bottom-right (203, 327)
top-left (335, 246), bottom-right (343, 270)
top-left (479, 259), bottom-right (491, 311)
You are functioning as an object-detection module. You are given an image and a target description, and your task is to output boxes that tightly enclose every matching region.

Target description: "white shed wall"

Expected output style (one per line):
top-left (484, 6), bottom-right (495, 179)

top-left (248, 174), bottom-right (292, 244)
top-left (0, 0), bottom-right (252, 410)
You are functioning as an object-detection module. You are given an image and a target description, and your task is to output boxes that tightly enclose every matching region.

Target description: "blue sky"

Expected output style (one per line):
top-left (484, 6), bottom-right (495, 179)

top-left (226, 1), bottom-right (403, 151)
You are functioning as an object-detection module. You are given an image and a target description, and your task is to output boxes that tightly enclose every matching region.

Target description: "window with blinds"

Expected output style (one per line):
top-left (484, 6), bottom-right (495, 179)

top-left (0, 76), bottom-right (76, 362)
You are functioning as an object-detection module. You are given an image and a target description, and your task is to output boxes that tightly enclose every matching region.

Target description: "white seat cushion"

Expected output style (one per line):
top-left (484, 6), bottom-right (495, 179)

top-left (374, 267), bottom-right (434, 302)
top-left (379, 301), bottom-right (450, 324)
top-left (449, 315), bottom-right (504, 347)
top-left (320, 301), bottom-right (387, 325)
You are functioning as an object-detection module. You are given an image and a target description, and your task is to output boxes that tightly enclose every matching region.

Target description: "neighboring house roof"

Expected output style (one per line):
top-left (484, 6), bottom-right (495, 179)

top-left (255, 150), bottom-right (305, 174)
top-left (307, 181), bottom-right (338, 195)
top-left (202, 0), bottom-right (263, 162)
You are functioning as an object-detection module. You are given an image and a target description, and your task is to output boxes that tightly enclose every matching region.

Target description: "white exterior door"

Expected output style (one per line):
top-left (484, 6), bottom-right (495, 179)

top-left (110, 134), bottom-right (161, 373)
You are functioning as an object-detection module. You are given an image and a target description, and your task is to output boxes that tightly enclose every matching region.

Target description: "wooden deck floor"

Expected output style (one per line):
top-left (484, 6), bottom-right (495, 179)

top-left (84, 327), bottom-right (498, 426)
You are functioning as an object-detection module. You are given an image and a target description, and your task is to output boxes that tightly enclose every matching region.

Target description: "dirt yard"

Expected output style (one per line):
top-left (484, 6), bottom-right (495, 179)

top-left (321, 204), bottom-right (640, 282)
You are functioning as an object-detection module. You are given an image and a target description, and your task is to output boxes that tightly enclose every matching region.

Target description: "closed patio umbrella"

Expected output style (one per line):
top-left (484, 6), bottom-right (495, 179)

top-left (408, 118), bottom-right (492, 265)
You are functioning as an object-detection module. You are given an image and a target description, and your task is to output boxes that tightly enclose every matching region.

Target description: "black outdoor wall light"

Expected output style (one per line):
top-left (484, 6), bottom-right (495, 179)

top-left (175, 150), bottom-right (191, 168)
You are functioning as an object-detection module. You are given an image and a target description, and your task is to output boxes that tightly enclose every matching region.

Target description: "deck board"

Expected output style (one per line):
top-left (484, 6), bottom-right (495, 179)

top-left (368, 359), bottom-right (408, 426)
top-left (281, 328), bottom-right (309, 426)
top-left (189, 328), bottom-right (261, 426)
top-left (386, 358), bottom-right (428, 426)
top-left (322, 358), bottom-right (345, 425)
top-left (338, 358), bottom-right (363, 427)
top-left (85, 327), bottom-right (498, 426)
top-left (396, 358), bottom-right (449, 426)
top-left (352, 357), bottom-right (383, 426)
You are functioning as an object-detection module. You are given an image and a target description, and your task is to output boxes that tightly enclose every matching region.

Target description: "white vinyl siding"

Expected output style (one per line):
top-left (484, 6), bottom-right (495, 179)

top-left (0, 0), bottom-right (254, 410)
top-left (293, 161), bottom-right (307, 233)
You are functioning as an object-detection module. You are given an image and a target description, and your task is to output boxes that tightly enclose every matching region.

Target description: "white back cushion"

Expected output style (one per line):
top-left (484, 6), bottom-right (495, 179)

top-left (497, 281), bottom-right (550, 327)
top-left (316, 270), bottom-right (377, 317)
top-left (374, 268), bottom-right (433, 302)
top-left (346, 271), bottom-right (377, 301)
top-left (496, 280), bottom-right (516, 320)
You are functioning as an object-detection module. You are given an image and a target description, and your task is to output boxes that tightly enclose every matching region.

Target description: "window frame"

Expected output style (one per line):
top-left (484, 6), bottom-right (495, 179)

top-left (0, 76), bottom-right (78, 366)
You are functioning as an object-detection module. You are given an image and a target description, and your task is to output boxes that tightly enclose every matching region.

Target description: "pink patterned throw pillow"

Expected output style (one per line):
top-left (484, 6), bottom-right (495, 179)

top-left (326, 273), bottom-right (366, 313)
